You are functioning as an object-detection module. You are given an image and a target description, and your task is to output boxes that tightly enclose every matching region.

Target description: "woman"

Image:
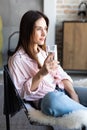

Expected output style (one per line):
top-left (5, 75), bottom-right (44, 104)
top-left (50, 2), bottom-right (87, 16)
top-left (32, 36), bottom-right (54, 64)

top-left (8, 10), bottom-right (87, 117)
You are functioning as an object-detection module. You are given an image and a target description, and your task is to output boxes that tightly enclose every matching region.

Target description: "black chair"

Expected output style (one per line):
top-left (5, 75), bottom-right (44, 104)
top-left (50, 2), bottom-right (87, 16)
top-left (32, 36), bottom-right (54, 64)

top-left (3, 64), bottom-right (87, 130)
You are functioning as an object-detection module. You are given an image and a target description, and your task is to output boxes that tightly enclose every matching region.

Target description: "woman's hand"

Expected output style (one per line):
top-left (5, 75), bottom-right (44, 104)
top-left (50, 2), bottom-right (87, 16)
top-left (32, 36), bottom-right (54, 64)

top-left (40, 53), bottom-right (59, 76)
top-left (62, 79), bottom-right (80, 103)
top-left (31, 53), bottom-right (59, 91)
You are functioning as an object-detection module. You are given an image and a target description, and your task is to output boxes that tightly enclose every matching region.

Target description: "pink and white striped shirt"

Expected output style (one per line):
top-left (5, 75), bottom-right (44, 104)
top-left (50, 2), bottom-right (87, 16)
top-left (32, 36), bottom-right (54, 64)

top-left (8, 47), bottom-right (73, 101)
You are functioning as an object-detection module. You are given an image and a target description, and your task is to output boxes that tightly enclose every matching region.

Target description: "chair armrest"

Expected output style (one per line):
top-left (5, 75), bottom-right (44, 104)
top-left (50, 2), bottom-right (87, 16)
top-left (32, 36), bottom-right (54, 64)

top-left (74, 87), bottom-right (87, 107)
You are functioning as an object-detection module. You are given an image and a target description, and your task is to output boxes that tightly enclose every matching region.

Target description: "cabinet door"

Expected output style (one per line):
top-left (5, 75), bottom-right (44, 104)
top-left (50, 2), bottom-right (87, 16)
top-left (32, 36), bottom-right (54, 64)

top-left (63, 22), bottom-right (87, 70)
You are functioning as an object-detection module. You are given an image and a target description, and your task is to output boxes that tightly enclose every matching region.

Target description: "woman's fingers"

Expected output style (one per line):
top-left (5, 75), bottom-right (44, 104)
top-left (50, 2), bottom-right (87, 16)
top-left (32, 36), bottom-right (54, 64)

top-left (45, 53), bottom-right (54, 63)
top-left (42, 53), bottom-right (60, 74)
top-left (45, 60), bottom-right (58, 73)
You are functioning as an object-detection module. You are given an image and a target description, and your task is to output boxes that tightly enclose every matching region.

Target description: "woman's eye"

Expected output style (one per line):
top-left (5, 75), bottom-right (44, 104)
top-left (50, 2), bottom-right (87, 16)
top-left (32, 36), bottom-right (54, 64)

top-left (37, 27), bottom-right (42, 30)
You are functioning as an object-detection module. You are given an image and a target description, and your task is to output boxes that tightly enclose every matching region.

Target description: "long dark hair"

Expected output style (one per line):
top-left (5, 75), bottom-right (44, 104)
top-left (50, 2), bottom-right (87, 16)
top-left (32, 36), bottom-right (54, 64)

top-left (14, 10), bottom-right (49, 61)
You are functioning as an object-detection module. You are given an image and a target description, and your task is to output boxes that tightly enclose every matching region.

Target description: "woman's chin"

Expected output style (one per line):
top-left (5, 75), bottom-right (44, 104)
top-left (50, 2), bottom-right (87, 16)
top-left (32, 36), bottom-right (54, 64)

top-left (38, 42), bottom-right (44, 46)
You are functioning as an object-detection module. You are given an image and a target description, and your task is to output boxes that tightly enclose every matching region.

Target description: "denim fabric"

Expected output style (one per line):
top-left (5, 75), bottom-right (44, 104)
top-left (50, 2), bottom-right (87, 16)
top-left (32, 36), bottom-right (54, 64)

top-left (41, 90), bottom-right (87, 117)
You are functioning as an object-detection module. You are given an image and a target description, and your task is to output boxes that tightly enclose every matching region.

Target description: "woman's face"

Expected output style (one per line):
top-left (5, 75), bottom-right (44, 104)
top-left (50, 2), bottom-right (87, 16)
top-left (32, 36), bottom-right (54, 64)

top-left (32, 17), bottom-right (48, 46)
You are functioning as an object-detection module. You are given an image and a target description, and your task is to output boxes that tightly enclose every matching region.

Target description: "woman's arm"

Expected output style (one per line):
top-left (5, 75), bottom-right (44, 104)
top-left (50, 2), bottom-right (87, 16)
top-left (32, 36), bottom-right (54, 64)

top-left (30, 67), bottom-right (47, 91)
top-left (62, 79), bottom-right (80, 102)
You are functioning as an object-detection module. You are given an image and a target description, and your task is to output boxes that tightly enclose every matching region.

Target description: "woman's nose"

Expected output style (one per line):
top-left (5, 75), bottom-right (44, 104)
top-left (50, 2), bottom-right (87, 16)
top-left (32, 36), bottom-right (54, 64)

top-left (41, 29), bottom-right (47, 36)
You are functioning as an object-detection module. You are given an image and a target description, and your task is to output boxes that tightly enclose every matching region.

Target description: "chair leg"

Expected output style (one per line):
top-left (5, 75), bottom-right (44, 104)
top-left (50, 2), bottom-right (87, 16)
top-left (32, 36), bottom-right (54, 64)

top-left (49, 126), bottom-right (54, 130)
top-left (82, 125), bottom-right (86, 130)
top-left (6, 114), bottom-right (10, 130)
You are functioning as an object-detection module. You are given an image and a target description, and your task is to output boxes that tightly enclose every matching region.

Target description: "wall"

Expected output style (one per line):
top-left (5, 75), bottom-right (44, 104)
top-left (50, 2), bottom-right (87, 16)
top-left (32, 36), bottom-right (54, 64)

top-left (0, 0), bottom-right (57, 67)
top-left (1, 0), bottom-right (86, 66)
top-left (0, 0), bottom-right (43, 57)
top-left (43, 0), bottom-right (56, 45)
top-left (56, 0), bottom-right (87, 64)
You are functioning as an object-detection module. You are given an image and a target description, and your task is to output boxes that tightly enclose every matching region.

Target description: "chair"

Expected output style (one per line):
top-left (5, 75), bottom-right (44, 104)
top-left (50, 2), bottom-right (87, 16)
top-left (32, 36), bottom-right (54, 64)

top-left (4, 64), bottom-right (87, 130)
top-left (7, 31), bottom-right (19, 58)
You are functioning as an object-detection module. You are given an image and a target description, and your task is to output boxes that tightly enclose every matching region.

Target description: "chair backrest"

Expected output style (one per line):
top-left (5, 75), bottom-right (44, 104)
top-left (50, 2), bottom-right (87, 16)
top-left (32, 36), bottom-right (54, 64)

top-left (3, 64), bottom-right (26, 117)
top-left (8, 31), bottom-right (19, 58)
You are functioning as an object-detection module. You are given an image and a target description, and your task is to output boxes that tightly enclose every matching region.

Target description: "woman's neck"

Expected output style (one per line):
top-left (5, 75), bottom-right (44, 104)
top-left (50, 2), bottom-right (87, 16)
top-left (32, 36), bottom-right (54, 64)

top-left (34, 45), bottom-right (40, 54)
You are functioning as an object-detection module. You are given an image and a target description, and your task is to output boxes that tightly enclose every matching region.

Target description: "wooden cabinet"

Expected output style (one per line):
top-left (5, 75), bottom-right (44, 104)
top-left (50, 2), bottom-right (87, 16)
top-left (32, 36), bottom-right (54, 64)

top-left (63, 21), bottom-right (87, 73)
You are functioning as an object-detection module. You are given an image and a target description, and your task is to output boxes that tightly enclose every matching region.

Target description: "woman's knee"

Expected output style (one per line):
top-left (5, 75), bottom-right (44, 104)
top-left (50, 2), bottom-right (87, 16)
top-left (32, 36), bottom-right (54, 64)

top-left (41, 91), bottom-right (63, 108)
top-left (41, 91), bottom-right (64, 116)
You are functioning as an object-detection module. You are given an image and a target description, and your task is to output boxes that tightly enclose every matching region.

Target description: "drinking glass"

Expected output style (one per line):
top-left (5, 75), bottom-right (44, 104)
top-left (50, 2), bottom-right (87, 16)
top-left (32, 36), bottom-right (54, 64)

top-left (46, 44), bottom-right (58, 60)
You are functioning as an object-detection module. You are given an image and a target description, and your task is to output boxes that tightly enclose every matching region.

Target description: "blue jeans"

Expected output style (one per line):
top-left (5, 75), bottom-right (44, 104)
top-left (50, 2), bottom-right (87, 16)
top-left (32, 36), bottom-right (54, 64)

top-left (41, 90), bottom-right (87, 117)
